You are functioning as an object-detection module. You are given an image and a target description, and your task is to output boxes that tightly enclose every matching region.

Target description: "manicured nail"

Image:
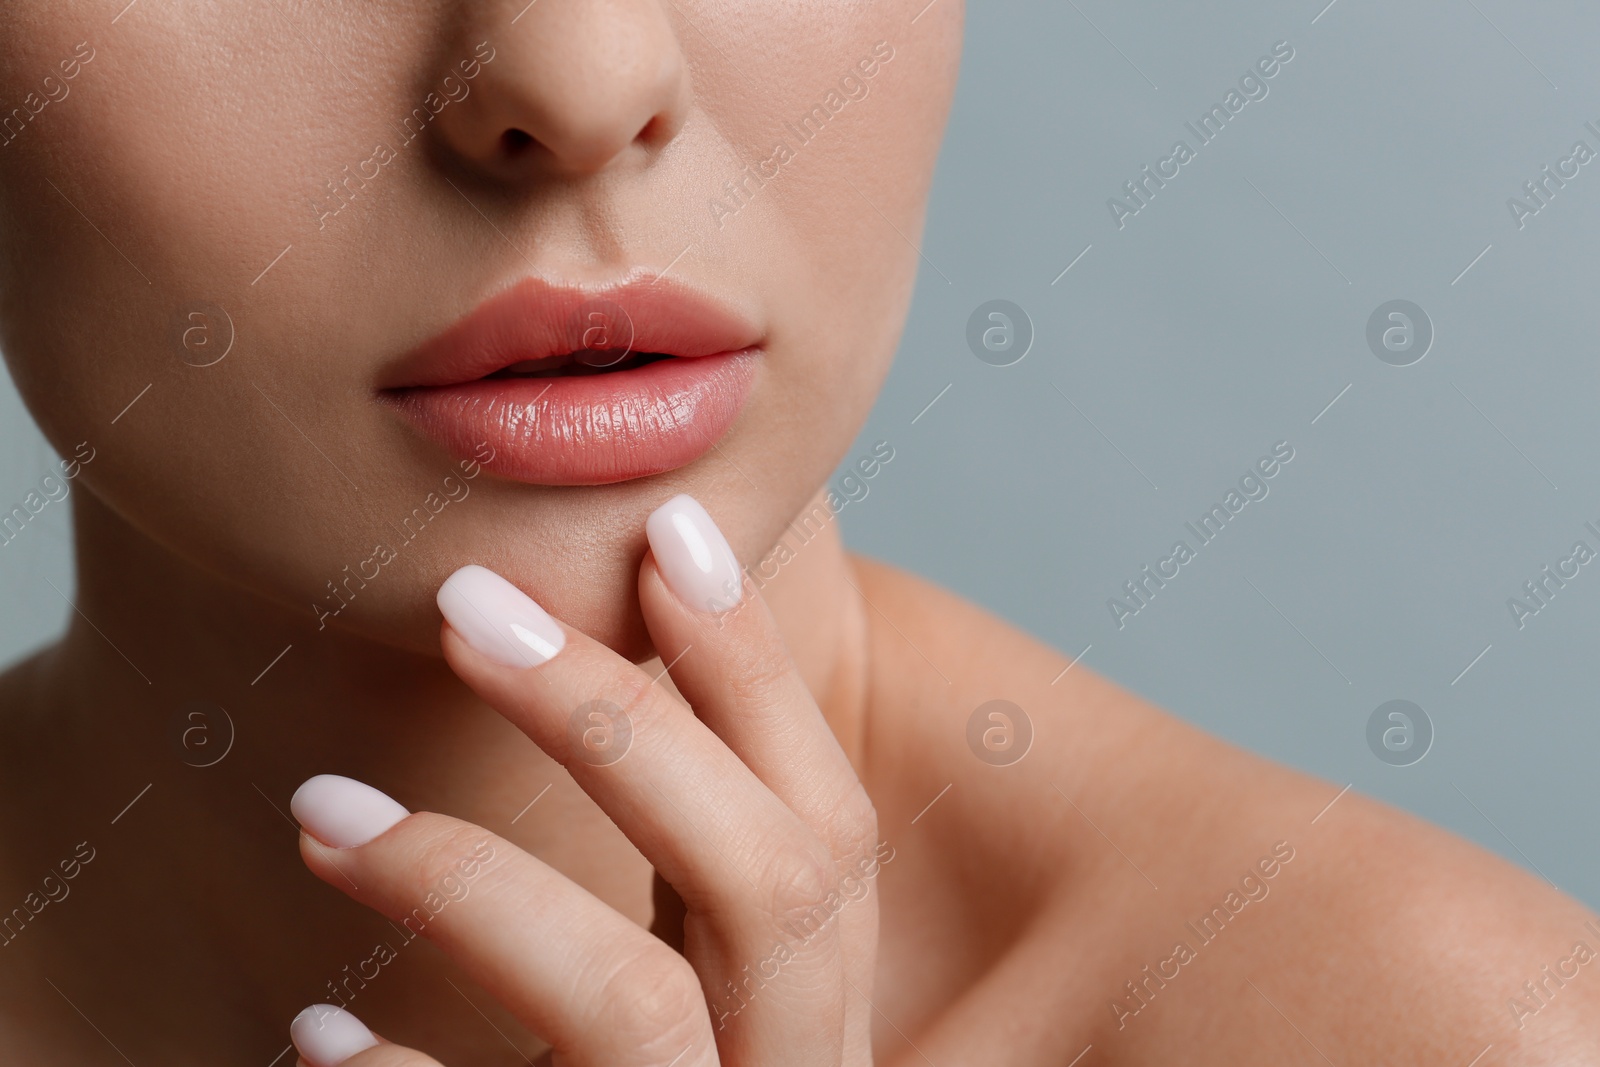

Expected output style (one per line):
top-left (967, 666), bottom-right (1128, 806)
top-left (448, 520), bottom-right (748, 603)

top-left (291, 1004), bottom-right (379, 1066)
top-left (646, 494), bottom-right (743, 614)
top-left (437, 564), bottom-right (566, 668)
top-left (290, 774), bottom-right (409, 849)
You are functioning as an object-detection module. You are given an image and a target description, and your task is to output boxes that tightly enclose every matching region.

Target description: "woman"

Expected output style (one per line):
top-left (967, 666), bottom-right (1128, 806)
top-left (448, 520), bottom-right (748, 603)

top-left (0, 1), bottom-right (1595, 1063)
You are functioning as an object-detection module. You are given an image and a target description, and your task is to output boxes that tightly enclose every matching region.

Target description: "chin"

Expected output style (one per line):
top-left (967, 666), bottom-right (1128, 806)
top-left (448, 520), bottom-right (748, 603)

top-left (535, 568), bottom-right (658, 664)
top-left (310, 559), bottom-right (659, 667)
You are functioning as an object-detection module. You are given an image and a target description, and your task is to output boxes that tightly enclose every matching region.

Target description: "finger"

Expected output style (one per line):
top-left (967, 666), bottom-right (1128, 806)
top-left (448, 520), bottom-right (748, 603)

top-left (290, 775), bottom-right (719, 1067)
top-left (322, 1052), bottom-right (438, 1067)
top-left (640, 494), bottom-right (883, 1064)
top-left (290, 1004), bottom-right (440, 1067)
top-left (434, 568), bottom-right (848, 1061)
top-left (435, 565), bottom-right (840, 926)
top-left (640, 494), bottom-right (880, 868)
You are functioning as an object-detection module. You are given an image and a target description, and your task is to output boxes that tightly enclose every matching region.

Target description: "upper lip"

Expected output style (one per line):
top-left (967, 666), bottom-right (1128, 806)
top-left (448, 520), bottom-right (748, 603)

top-left (379, 274), bottom-right (764, 389)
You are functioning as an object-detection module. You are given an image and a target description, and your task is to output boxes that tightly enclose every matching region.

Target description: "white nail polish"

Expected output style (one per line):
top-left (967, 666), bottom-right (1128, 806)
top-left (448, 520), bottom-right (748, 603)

top-left (291, 1004), bottom-right (379, 1066)
top-left (646, 494), bottom-right (743, 614)
top-left (290, 774), bottom-right (409, 849)
top-left (436, 564), bottom-right (566, 668)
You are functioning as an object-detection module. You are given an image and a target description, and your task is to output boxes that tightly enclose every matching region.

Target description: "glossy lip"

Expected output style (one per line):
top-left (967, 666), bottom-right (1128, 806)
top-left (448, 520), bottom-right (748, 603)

top-left (378, 275), bottom-right (764, 486)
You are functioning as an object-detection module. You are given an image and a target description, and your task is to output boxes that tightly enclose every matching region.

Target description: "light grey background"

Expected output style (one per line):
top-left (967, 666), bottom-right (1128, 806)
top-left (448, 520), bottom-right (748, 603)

top-left (6, 0), bottom-right (1600, 903)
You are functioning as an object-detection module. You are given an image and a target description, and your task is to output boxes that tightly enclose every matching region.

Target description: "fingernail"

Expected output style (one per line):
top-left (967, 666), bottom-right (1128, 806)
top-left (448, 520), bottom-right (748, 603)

top-left (646, 494), bottom-right (743, 614)
top-left (437, 564), bottom-right (566, 668)
top-left (291, 1004), bottom-right (379, 1066)
top-left (290, 774), bottom-right (409, 849)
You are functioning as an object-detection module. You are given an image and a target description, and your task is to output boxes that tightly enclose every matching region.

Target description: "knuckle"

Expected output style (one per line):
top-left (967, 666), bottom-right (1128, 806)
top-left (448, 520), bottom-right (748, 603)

top-left (595, 947), bottom-right (709, 1058)
top-left (620, 684), bottom-right (680, 736)
top-left (395, 817), bottom-right (494, 921)
top-left (558, 648), bottom-right (677, 768)
top-left (823, 786), bottom-right (881, 867)
top-left (759, 836), bottom-right (843, 937)
top-left (593, 660), bottom-right (675, 732)
top-left (722, 641), bottom-right (797, 711)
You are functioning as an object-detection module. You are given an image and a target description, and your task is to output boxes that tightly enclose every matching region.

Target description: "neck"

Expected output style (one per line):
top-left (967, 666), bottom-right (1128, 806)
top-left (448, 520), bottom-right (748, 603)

top-left (1, 485), bottom-right (869, 1051)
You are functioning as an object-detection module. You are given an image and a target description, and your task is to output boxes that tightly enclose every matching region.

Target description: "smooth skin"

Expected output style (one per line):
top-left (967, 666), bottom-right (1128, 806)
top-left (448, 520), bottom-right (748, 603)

top-left (0, 0), bottom-right (1598, 1064)
top-left (293, 506), bottom-right (883, 1066)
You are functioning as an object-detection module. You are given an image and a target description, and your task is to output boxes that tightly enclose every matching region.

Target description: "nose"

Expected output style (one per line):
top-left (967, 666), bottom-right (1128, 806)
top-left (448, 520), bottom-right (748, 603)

top-left (431, 0), bottom-right (690, 179)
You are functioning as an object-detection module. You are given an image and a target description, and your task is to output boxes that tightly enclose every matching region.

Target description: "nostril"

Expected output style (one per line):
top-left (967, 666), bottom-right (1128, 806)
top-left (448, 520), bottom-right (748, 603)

top-left (499, 128), bottom-right (536, 157)
top-left (635, 114), bottom-right (666, 147)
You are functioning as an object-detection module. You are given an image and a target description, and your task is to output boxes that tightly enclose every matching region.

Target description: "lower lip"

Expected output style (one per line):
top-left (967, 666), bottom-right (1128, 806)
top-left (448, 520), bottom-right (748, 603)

top-left (383, 350), bottom-right (759, 486)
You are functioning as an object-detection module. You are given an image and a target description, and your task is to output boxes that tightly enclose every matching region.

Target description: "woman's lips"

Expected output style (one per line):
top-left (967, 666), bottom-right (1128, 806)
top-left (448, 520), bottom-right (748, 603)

top-left (388, 351), bottom-right (758, 485)
top-left (378, 277), bottom-right (763, 486)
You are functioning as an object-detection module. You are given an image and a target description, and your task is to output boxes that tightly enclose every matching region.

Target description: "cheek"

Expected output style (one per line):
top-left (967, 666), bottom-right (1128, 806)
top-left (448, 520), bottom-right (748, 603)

top-left (0, 7), bottom-right (362, 418)
top-left (0, 7), bottom-right (449, 636)
top-left (700, 0), bottom-right (962, 457)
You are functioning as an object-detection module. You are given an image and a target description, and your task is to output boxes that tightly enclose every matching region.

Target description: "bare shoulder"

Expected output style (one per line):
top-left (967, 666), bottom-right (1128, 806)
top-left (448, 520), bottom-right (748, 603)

top-left (848, 553), bottom-right (1600, 1066)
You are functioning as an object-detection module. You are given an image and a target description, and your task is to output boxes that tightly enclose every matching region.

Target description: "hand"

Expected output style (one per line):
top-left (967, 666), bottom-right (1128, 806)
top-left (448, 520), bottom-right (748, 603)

top-left (285, 494), bottom-right (885, 1067)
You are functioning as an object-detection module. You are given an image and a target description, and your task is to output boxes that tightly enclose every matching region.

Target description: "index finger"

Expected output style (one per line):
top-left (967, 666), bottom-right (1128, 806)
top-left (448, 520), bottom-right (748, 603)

top-left (638, 494), bottom-right (879, 868)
